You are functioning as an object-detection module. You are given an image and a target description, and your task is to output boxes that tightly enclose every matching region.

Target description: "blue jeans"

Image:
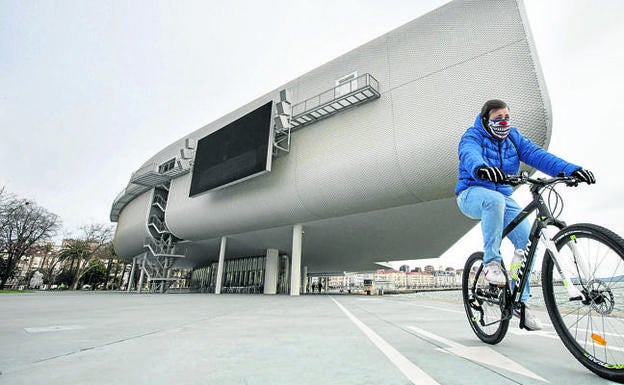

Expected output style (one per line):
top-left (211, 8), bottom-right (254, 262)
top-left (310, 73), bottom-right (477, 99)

top-left (457, 186), bottom-right (533, 302)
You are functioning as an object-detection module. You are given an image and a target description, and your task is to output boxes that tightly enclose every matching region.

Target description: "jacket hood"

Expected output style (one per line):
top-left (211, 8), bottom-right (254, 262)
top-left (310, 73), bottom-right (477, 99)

top-left (475, 114), bottom-right (514, 141)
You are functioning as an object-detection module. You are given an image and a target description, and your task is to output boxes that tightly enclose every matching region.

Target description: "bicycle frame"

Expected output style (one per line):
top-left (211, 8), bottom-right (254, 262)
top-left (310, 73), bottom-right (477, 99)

top-left (502, 181), bottom-right (586, 307)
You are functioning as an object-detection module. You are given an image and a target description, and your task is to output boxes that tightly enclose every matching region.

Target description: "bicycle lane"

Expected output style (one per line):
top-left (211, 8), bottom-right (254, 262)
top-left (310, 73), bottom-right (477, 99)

top-left (329, 295), bottom-right (612, 385)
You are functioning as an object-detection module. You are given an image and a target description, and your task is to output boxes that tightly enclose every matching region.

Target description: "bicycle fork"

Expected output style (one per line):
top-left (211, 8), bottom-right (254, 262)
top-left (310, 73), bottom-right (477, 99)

top-left (539, 229), bottom-right (587, 302)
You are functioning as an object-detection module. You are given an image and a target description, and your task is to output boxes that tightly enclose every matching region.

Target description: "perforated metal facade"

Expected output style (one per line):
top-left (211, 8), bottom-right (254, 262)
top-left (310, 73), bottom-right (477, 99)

top-left (112, 0), bottom-right (551, 271)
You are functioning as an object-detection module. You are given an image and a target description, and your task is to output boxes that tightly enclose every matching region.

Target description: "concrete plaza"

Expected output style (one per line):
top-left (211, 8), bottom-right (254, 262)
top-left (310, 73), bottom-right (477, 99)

top-left (0, 291), bottom-right (616, 385)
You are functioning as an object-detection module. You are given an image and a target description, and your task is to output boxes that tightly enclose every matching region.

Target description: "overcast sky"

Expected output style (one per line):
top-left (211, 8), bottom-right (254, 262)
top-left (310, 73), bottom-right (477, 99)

top-left (1, 1), bottom-right (623, 267)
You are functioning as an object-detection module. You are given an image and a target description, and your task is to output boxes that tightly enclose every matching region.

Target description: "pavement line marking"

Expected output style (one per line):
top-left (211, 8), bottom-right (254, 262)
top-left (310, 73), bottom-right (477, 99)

top-left (508, 328), bottom-right (624, 353)
top-left (24, 325), bottom-right (85, 333)
top-left (416, 304), bottom-right (464, 314)
top-left (508, 328), bottom-right (560, 340)
top-left (330, 297), bottom-right (440, 385)
top-left (407, 325), bottom-right (549, 383)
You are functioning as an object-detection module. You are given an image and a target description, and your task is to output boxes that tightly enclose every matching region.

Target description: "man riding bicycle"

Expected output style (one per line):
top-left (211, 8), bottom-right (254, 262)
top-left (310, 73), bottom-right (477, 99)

top-left (455, 99), bottom-right (595, 331)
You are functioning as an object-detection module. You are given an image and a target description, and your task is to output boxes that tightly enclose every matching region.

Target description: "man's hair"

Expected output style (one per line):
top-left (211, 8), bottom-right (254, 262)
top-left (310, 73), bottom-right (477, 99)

top-left (480, 99), bottom-right (509, 121)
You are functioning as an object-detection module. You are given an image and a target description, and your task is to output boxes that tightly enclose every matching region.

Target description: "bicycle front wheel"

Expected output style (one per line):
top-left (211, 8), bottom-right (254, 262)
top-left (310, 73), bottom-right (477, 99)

top-left (462, 251), bottom-right (510, 344)
top-left (543, 223), bottom-right (624, 383)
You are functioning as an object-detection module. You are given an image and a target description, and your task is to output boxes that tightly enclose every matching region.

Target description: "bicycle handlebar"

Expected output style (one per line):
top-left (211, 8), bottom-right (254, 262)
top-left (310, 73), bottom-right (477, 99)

top-left (502, 171), bottom-right (581, 188)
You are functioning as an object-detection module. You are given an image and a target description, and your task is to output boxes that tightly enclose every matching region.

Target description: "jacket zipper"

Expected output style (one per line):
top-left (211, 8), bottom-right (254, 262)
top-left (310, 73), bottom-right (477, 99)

top-left (497, 140), bottom-right (503, 192)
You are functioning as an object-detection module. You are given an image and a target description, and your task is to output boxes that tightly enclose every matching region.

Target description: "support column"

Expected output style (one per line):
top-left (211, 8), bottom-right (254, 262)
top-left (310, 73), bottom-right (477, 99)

top-left (215, 236), bottom-right (227, 294)
top-left (290, 224), bottom-right (302, 296)
top-left (127, 257), bottom-right (136, 293)
top-left (264, 248), bottom-right (279, 294)
top-left (283, 256), bottom-right (289, 293)
top-left (137, 257), bottom-right (145, 293)
top-left (161, 267), bottom-right (172, 293)
top-left (302, 265), bottom-right (308, 294)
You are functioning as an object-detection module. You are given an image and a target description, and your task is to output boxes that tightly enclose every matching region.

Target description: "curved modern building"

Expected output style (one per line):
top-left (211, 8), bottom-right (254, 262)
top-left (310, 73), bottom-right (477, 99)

top-left (111, 0), bottom-right (551, 294)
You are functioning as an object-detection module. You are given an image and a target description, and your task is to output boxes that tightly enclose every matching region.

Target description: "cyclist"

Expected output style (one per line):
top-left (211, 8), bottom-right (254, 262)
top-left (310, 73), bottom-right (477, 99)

top-left (455, 99), bottom-right (595, 330)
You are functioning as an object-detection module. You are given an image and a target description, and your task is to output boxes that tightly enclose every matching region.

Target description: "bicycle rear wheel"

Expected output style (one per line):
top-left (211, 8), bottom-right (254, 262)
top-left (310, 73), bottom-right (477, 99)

top-left (543, 223), bottom-right (624, 383)
top-left (462, 251), bottom-right (510, 344)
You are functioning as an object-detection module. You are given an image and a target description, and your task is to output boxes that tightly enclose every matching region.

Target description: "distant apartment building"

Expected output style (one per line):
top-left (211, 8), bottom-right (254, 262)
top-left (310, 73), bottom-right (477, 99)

top-left (406, 271), bottom-right (435, 288)
top-left (433, 270), bottom-right (458, 288)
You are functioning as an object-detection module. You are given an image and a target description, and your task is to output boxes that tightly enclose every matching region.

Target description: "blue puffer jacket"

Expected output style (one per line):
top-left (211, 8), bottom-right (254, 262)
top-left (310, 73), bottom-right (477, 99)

top-left (455, 115), bottom-right (580, 196)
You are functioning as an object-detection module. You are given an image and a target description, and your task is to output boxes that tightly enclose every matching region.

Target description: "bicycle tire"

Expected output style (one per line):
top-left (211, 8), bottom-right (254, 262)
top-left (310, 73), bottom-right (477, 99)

top-left (542, 223), bottom-right (624, 383)
top-left (462, 251), bottom-right (510, 344)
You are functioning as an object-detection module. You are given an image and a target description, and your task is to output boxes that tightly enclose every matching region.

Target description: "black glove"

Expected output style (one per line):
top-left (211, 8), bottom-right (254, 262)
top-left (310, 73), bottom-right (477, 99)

top-left (572, 169), bottom-right (596, 184)
top-left (477, 166), bottom-right (505, 183)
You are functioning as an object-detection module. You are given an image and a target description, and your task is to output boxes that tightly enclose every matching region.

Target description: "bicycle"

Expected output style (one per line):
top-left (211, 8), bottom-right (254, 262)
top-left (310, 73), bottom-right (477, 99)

top-left (462, 172), bottom-right (624, 382)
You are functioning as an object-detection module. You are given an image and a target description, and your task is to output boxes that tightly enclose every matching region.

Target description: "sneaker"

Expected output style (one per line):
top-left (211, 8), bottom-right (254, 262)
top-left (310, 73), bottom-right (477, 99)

top-left (513, 304), bottom-right (543, 331)
top-left (483, 261), bottom-right (506, 285)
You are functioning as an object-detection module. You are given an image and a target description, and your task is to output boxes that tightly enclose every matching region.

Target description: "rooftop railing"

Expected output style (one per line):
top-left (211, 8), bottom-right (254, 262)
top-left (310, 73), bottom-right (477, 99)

top-left (130, 160), bottom-right (189, 187)
top-left (289, 73), bottom-right (380, 129)
top-left (110, 159), bottom-right (191, 221)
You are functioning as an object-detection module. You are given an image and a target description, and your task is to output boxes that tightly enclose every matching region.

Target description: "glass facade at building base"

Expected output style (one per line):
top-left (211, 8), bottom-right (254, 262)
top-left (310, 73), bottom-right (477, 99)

top-left (190, 255), bottom-right (291, 294)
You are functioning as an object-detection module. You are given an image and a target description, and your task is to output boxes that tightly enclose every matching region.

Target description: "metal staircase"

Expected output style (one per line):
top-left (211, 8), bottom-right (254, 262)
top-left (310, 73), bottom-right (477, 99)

top-left (148, 215), bottom-right (169, 234)
top-left (137, 183), bottom-right (186, 293)
top-left (138, 237), bottom-right (184, 292)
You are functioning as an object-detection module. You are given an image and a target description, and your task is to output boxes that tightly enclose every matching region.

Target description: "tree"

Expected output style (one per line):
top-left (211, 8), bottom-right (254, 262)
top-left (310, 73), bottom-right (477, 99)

top-left (54, 269), bottom-right (75, 287)
top-left (100, 243), bottom-right (120, 289)
top-left (33, 242), bottom-right (57, 285)
top-left (19, 242), bottom-right (55, 287)
top-left (0, 258), bottom-right (17, 285)
top-left (78, 259), bottom-right (107, 288)
top-left (0, 189), bottom-right (61, 290)
top-left (57, 239), bottom-right (92, 288)
top-left (59, 224), bottom-right (113, 290)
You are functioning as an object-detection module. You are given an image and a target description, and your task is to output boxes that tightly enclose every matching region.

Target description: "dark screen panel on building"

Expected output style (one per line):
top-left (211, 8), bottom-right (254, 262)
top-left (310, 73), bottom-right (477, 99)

top-left (189, 101), bottom-right (274, 196)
